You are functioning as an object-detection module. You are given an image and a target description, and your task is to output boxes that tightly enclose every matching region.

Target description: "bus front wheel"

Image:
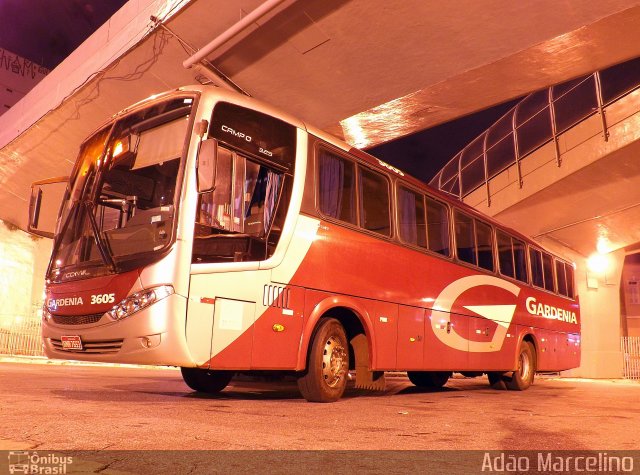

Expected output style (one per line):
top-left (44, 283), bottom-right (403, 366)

top-left (180, 367), bottom-right (234, 393)
top-left (297, 318), bottom-right (349, 403)
top-left (407, 371), bottom-right (451, 388)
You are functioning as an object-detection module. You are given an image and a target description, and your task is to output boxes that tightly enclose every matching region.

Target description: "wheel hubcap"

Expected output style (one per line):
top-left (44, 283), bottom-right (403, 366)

top-left (322, 336), bottom-right (347, 388)
top-left (519, 351), bottom-right (531, 381)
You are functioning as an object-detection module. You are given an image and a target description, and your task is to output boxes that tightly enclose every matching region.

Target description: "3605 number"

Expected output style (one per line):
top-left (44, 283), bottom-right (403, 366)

top-left (91, 293), bottom-right (115, 304)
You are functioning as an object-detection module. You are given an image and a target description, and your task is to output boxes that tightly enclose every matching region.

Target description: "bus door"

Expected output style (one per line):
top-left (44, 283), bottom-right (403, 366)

top-left (185, 276), bottom-right (216, 366)
top-left (186, 273), bottom-right (256, 369)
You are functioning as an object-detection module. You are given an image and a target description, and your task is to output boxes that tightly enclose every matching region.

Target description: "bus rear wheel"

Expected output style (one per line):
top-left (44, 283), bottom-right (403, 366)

top-left (180, 367), bottom-right (234, 393)
top-left (407, 371), bottom-right (451, 388)
top-left (488, 342), bottom-right (536, 391)
top-left (505, 341), bottom-right (536, 390)
top-left (297, 318), bottom-right (349, 403)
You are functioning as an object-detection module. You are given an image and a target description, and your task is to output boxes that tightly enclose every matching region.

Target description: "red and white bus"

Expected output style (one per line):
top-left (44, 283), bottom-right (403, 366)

top-left (29, 86), bottom-right (580, 402)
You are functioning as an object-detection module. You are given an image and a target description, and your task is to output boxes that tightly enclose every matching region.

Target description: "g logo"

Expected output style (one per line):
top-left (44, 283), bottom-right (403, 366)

top-left (431, 275), bottom-right (520, 352)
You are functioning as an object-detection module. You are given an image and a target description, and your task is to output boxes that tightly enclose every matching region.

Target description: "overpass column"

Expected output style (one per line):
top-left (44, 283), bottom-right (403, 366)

top-left (571, 249), bottom-right (624, 378)
top-left (541, 239), bottom-right (624, 378)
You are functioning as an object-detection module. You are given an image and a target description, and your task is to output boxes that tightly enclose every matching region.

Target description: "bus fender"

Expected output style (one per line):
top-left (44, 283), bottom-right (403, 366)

top-left (296, 295), bottom-right (376, 372)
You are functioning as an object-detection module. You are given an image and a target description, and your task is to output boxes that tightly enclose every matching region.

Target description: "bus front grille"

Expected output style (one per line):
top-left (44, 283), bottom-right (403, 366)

top-left (50, 338), bottom-right (124, 354)
top-left (51, 313), bottom-right (104, 325)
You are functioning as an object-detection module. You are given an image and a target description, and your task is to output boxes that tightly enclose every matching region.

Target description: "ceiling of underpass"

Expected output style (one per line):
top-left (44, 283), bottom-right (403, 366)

top-left (3, 0), bottom-right (640, 239)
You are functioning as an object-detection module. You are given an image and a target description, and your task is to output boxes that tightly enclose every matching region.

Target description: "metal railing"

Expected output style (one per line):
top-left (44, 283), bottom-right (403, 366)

top-left (622, 336), bottom-right (640, 380)
top-left (0, 318), bottom-right (44, 357)
top-left (430, 57), bottom-right (640, 204)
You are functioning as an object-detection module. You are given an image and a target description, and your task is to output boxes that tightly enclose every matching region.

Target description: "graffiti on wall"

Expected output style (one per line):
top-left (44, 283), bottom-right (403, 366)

top-left (0, 48), bottom-right (49, 81)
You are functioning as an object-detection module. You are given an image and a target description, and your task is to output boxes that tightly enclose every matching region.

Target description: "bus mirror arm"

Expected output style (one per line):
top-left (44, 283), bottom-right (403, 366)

top-left (197, 138), bottom-right (218, 193)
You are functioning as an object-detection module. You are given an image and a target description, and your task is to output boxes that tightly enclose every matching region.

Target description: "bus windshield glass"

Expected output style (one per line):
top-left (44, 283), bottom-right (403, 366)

top-left (48, 96), bottom-right (194, 281)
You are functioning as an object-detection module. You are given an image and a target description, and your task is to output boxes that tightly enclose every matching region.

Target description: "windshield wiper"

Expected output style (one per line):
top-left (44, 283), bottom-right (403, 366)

top-left (83, 200), bottom-right (117, 272)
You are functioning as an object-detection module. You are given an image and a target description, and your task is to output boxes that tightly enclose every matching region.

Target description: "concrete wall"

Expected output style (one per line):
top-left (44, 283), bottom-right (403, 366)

top-left (0, 220), bottom-right (51, 328)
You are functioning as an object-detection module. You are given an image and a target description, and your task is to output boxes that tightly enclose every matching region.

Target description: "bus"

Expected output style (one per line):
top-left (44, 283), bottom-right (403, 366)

top-left (29, 86), bottom-right (580, 402)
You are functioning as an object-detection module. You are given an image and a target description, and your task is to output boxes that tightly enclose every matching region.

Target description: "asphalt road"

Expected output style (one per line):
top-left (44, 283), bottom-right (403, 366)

top-left (1, 361), bottom-right (639, 473)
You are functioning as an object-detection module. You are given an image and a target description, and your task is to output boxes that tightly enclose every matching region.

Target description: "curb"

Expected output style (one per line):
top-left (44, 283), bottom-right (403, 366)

top-left (0, 354), bottom-right (176, 370)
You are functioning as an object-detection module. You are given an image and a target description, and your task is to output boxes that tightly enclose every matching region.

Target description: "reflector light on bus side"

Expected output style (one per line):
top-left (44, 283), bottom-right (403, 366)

top-left (28, 176), bottom-right (68, 238)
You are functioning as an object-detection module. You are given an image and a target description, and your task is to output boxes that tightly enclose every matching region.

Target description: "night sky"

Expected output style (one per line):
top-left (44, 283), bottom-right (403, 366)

top-left (0, 0), bottom-right (127, 70)
top-left (0, 0), bottom-right (514, 180)
top-left (367, 99), bottom-right (520, 182)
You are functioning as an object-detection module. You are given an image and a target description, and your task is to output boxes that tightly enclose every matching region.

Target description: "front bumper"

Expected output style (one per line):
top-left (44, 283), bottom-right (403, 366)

top-left (42, 293), bottom-right (194, 366)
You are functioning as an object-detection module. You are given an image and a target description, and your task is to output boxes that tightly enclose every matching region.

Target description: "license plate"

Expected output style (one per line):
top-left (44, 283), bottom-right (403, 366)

top-left (61, 335), bottom-right (83, 350)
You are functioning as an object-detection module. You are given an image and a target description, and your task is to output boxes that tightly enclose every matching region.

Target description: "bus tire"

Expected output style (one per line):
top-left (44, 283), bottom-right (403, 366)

top-left (407, 371), bottom-right (451, 388)
top-left (180, 367), bottom-right (234, 393)
top-left (297, 318), bottom-right (349, 403)
top-left (505, 341), bottom-right (536, 391)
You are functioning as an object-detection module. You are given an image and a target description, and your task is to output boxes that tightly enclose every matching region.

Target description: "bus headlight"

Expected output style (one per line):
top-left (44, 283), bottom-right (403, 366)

top-left (107, 285), bottom-right (174, 321)
top-left (42, 306), bottom-right (52, 322)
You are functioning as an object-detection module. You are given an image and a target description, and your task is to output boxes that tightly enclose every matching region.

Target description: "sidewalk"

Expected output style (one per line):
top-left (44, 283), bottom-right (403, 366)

top-left (0, 354), bottom-right (176, 370)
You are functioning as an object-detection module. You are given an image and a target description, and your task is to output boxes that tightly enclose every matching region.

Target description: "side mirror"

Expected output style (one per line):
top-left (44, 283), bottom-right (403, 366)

top-left (28, 177), bottom-right (69, 238)
top-left (197, 138), bottom-right (217, 193)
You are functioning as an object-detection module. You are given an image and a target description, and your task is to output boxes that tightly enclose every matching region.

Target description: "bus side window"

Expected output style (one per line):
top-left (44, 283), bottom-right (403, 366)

top-left (513, 238), bottom-right (528, 283)
top-left (426, 197), bottom-right (450, 256)
top-left (497, 231), bottom-right (528, 283)
top-left (318, 150), bottom-right (356, 225)
top-left (542, 251), bottom-right (555, 292)
top-left (397, 186), bottom-right (427, 247)
top-left (454, 210), bottom-right (476, 266)
top-left (359, 167), bottom-right (391, 236)
top-left (497, 230), bottom-right (514, 278)
top-left (565, 263), bottom-right (575, 298)
top-left (475, 220), bottom-right (494, 271)
top-left (529, 248), bottom-right (544, 288)
top-left (556, 259), bottom-right (568, 296)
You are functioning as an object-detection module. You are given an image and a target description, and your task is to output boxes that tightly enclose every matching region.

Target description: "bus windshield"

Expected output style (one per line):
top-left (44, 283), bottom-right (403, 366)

top-left (48, 96), bottom-right (194, 282)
